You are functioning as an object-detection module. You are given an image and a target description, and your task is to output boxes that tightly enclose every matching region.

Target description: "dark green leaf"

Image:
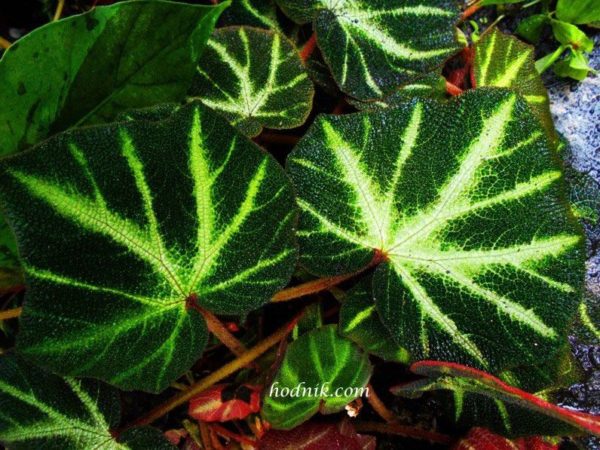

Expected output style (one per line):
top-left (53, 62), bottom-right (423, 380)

top-left (556, 0), bottom-right (600, 25)
top-left (0, 0), bottom-right (229, 155)
top-left (0, 103), bottom-right (297, 392)
top-left (338, 277), bottom-right (409, 362)
top-left (262, 325), bottom-right (372, 430)
top-left (473, 29), bottom-right (557, 144)
top-left (275, 0), bottom-right (461, 100)
top-left (287, 88), bottom-right (584, 372)
top-left (191, 26), bottom-right (314, 137)
top-left (516, 14), bottom-right (548, 44)
top-left (219, 0), bottom-right (281, 30)
top-left (0, 355), bottom-right (175, 449)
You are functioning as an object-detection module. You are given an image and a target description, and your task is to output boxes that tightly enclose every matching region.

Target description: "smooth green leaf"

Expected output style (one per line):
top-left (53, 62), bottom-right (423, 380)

top-left (557, 0), bottom-right (600, 25)
top-left (287, 88), bottom-right (584, 372)
top-left (551, 20), bottom-right (593, 52)
top-left (220, 0), bottom-right (281, 30)
top-left (0, 355), bottom-right (175, 449)
top-left (516, 14), bottom-right (548, 44)
top-left (262, 325), bottom-right (372, 430)
top-left (191, 26), bottom-right (314, 137)
top-left (473, 29), bottom-right (557, 144)
top-left (553, 49), bottom-right (594, 81)
top-left (0, 103), bottom-right (297, 392)
top-left (275, 0), bottom-right (461, 100)
top-left (393, 361), bottom-right (599, 438)
top-left (338, 277), bottom-right (409, 362)
top-left (0, 0), bottom-right (228, 156)
top-left (535, 45), bottom-right (568, 73)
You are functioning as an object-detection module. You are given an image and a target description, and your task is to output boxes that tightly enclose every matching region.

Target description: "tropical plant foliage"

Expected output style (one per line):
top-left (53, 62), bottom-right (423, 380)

top-left (0, 0), bottom-right (597, 448)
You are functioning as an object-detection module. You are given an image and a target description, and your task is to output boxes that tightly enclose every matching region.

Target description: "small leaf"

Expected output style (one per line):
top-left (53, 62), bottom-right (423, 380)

top-left (0, 355), bottom-right (174, 449)
top-left (473, 29), bottom-right (557, 144)
top-left (275, 0), bottom-right (461, 100)
top-left (550, 20), bottom-right (594, 52)
top-left (393, 361), bottom-right (600, 437)
top-left (259, 420), bottom-right (376, 450)
top-left (453, 428), bottom-right (558, 450)
top-left (287, 89), bottom-right (584, 371)
top-left (0, 0), bottom-right (228, 155)
top-left (0, 103), bottom-right (297, 392)
top-left (516, 14), bottom-right (549, 44)
top-left (191, 26), bottom-right (314, 137)
top-left (556, 0), bottom-right (600, 26)
top-left (553, 50), bottom-right (594, 81)
top-left (339, 277), bottom-right (409, 362)
top-left (535, 45), bottom-right (568, 73)
top-left (262, 325), bottom-right (372, 430)
top-left (188, 384), bottom-right (261, 422)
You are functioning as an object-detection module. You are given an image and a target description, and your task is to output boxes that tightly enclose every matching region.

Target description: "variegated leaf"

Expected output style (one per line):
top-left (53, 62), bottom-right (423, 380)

top-left (473, 29), bottom-right (557, 144)
top-left (0, 355), bottom-right (175, 450)
top-left (220, 0), bottom-right (281, 30)
top-left (393, 361), bottom-right (600, 438)
top-left (262, 325), bottom-right (372, 429)
top-left (0, 103), bottom-right (297, 392)
top-left (287, 88), bottom-right (584, 371)
top-left (191, 26), bottom-right (314, 137)
top-left (275, 0), bottom-right (461, 100)
top-left (339, 277), bottom-right (409, 362)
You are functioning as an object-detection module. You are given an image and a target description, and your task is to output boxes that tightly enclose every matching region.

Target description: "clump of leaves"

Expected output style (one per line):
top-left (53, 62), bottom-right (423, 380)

top-left (0, 0), bottom-right (598, 449)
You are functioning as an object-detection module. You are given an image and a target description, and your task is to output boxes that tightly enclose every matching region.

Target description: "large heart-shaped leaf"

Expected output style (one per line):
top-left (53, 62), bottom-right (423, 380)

top-left (287, 88), bottom-right (584, 371)
top-left (191, 26), bottom-right (314, 137)
top-left (393, 361), bottom-right (600, 437)
top-left (0, 355), bottom-right (175, 449)
top-left (473, 29), bottom-right (557, 144)
top-left (0, 102), bottom-right (297, 392)
top-left (220, 0), bottom-right (281, 30)
top-left (0, 0), bottom-right (228, 156)
top-left (262, 325), bottom-right (372, 429)
top-left (275, 0), bottom-right (461, 100)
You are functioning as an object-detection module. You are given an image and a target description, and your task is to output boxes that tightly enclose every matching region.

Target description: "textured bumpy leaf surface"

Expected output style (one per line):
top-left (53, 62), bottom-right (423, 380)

top-left (191, 26), bottom-right (314, 137)
top-left (0, 355), bottom-right (175, 449)
top-left (454, 428), bottom-right (558, 450)
top-left (287, 88), bottom-right (584, 371)
top-left (219, 0), bottom-right (281, 30)
top-left (0, 0), bottom-right (228, 156)
top-left (275, 0), bottom-right (461, 100)
top-left (263, 325), bottom-right (372, 429)
top-left (0, 103), bottom-right (297, 392)
top-left (339, 277), bottom-right (409, 362)
top-left (394, 361), bottom-right (600, 438)
top-left (473, 29), bottom-right (557, 144)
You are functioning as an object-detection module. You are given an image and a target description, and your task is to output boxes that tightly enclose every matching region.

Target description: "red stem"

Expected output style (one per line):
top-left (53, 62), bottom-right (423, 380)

top-left (445, 81), bottom-right (464, 96)
top-left (300, 33), bottom-right (317, 62)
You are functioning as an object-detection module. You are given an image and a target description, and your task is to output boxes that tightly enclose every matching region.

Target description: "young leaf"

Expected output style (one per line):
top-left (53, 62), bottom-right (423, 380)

top-left (339, 277), bottom-right (410, 363)
top-left (393, 361), bottom-right (600, 437)
top-left (190, 26), bottom-right (314, 137)
top-left (553, 50), bottom-right (594, 81)
top-left (0, 102), bottom-right (297, 392)
top-left (550, 20), bottom-right (594, 52)
top-left (262, 325), bottom-right (372, 430)
top-left (287, 89), bottom-right (584, 371)
top-left (473, 29), bottom-right (557, 144)
top-left (275, 0), bottom-right (461, 100)
top-left (0, 0), bottom-right (229, 156)
top-left (556, 0), bottom-right (600, 26)
top-left (0, 355), bottom-right (175, 449)
top-left (453, 428), bottom-right (558, 450)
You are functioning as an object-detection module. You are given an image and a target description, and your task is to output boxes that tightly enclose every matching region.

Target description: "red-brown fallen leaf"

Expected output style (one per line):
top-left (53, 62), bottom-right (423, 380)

top-left (453, 428), bottom-right (558, 450)
top-left (259, 420), bottom-right (376, 450)
top-left (188, 384), bottom-right (261, 422)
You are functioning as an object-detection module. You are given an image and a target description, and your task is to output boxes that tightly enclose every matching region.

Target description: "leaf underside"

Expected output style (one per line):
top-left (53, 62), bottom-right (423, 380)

top-left (263, 325), bottom-right (372, 430)
top-left (0, 355), bottom-right (175, 450)
top-left (191, 26), bottom-right (314, 137)
top-left (287, 88), bottom-right (584, 372)
top-left (473, 29), bottom-right (557, 144)
top-left (0, 102), bottom-right (297, 392)
top-left (276, 0), bottom-right (461, 100)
